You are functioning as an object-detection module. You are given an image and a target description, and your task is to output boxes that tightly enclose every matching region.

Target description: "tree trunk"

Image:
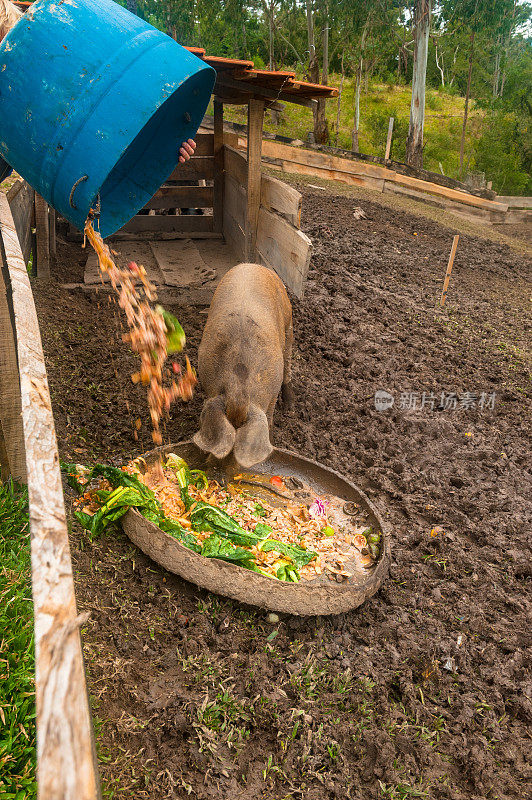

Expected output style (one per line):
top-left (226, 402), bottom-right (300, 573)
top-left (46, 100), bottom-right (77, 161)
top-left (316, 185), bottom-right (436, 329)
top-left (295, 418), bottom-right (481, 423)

top-left (435, 40), bottom-right (445, 87)
top-left (499, 67), bottom-right (507, 98)
top-left (459, 30), bottom-right (475, 177)
top-left (406, 0), bottom-right (431, 168)
top-left (352, 22), bottom-right (368, 153)
top-left (493, 34), bottom-right (501, 98)
top-left (313, 5), bottom-right (329, 144)
top-left (352, 58), bottom-right (362, 151)
top-left (306, 0), bottom-right (316, 77)
top-left (306, 1), bottom-right (327, 143)
top-left (322, 8), bottom-right (329, 85)
top-left (335, 51), bottom-right (344, 147)
top-left (499, 14), bottom-right (515, 100)
top-left (268, 0), bottom-right (274, 70)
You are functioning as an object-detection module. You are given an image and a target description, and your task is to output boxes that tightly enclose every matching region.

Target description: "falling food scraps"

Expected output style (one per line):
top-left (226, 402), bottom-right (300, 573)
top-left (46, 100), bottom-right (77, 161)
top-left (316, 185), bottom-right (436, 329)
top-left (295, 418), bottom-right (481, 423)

top-left (84, 218), bottom-right (197, 444)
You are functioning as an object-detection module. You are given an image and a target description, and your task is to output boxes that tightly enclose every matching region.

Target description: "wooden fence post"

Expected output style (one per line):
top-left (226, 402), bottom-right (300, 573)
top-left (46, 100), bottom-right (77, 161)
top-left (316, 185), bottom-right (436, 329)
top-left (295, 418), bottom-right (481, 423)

top-left (49, 207), bottom-right (57, 257)
top-left (0, 242), bottom-right (26, 481)
top-left (245, 98), bottom-right (265, 261)
top-left (384, 117), bottom-right (394, 161)
top-left (213, 98), bottom-right (224, 235)
top-left (440, 235), bottom-right (459, 306)
top-left (35, 193), bottom-right (50, 279)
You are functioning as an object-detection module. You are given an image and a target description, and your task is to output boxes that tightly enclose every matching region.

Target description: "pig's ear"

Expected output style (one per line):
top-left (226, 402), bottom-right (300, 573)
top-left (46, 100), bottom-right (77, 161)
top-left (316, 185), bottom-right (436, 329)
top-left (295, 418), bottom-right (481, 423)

top-left (233, 405), bottom-right (273, 468)
top-left (193, 396), bottom-right (236, 460)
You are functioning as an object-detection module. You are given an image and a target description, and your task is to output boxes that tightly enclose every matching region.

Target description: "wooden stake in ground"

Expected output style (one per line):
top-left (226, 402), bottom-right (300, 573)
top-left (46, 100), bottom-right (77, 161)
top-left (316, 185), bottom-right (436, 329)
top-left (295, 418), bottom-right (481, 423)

top-left (440, 235), bottom-right (459, 306)
top-left (384, 117), bottom-right (394, 160)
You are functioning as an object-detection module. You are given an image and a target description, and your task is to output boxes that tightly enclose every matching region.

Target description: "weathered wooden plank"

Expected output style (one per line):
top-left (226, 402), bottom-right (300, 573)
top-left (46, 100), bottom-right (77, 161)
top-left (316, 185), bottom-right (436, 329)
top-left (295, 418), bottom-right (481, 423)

top-left (6, 180), bottom-right (22, 203)
top-left (382, 180), bottom-right (491, 223)
top-left (261, 138), bottom-right (393, 181)
top-left (260, 139), bottom-right (510, 212)
top-left (495, 196), bottom-right (532, 209)
top-left (245, 98), bottom-right (265, 261)
top-left (224, 174), bottom-right (246, 230)
top-left (224, 146), bottom-right (301, 225)
top-left (224, 131), bottom-right (240, 149)
top-left (0, 241), bottom-right (26, 481)
top-left (34, 194), bottom-right (50, 278)
top-left (267, 157), bottom-right (386, 192)
top-left (390, 173), bottom-right (509, 212)
top-left (0, 420), bottom-right (10, 481)
top-left (224, 144), bottom-right (247, 187)
top-left (121, 213), bottom-right (214, 234)
top-left (213, 99), bottom-right (224, 235)
top-left (223, 207), bottom-right (245, 263)
top-left (193, 132), bottom-right (214, 156)
top-left (261, 174), bottom-right (302, 227)
top-left (7, 180), bottom-right (34, 265)
top-left (168, 156), bottom-right (214, 181)
top-left (256, 206), bottom-right (312, 299)
top-left (142, 186), bottom-right (213, 210)
top-left (150, 239), bottom-right (211, 286)
top-left (0, 193), bottom-right (100, 800)
top-left (49, 208), bottom-right (56, 257)
top-left (490, 208), bottom-right (532, 224)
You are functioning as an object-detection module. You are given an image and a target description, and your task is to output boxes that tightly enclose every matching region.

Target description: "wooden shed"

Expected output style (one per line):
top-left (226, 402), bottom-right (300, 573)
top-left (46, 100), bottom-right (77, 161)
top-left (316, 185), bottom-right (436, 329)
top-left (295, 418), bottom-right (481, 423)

top-left (55, 49), bottom-right (337, 299)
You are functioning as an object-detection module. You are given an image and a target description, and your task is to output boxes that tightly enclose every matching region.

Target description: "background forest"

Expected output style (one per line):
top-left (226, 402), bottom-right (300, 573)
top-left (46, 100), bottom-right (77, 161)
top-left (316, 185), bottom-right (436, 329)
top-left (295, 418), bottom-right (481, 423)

top-left (119, 1), bottom-right (531, 194)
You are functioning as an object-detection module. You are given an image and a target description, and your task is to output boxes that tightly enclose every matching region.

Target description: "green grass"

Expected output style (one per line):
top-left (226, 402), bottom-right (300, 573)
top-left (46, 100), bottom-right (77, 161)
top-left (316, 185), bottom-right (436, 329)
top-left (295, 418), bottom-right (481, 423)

top-left (220, 78), bottom-right (483, 181)
top-left (0, 480), bottom-right (37, 800)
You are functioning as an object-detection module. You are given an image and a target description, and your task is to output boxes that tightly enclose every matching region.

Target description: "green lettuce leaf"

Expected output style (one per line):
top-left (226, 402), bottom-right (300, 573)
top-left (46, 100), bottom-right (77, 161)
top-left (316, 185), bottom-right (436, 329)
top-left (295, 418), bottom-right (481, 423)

top-left (155, 305), bottom-right (186, 354)
top-left (200, 534), bottom-right (257, 568)
top-left (259, 539), bottom-right (317, 569)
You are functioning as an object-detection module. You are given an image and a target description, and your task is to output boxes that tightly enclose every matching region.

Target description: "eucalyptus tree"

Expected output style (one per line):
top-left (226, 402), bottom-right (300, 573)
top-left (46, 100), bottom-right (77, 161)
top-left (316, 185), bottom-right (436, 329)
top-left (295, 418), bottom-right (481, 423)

top-left (405, 0), bottom-right (431, 168)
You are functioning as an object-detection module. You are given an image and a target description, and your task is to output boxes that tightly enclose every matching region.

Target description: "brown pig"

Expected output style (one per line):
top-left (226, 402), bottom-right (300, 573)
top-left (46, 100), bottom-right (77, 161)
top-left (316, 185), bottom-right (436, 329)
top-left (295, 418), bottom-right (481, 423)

top-left (193, 263), bottom-right (293, 468)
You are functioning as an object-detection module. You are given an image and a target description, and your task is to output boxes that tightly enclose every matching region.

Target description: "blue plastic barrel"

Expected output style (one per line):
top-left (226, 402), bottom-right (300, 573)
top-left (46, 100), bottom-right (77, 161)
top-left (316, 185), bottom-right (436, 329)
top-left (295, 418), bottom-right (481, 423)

top-left (0, 157), bottom-right (12, 183)
top-left (0, 0), bottom-right (215, 237)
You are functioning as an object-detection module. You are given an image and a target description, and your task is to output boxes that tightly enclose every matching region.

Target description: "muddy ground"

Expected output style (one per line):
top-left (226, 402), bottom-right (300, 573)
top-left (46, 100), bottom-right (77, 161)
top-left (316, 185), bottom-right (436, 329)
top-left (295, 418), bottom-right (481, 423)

top-left (33, 185), bottom-right (531, 800)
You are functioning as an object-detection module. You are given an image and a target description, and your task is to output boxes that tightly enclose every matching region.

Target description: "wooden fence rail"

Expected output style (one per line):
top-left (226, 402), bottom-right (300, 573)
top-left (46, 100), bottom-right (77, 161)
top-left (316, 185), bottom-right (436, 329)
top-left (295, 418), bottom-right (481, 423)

top-left (0, 189), bottom-right (100, 800)
top-left (222, 131), bottom-right (530, 227)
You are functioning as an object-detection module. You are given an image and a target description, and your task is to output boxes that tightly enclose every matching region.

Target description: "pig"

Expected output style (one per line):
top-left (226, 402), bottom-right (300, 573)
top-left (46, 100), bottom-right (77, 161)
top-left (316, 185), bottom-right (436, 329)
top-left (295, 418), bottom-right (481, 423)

top-left (193, 263), bottom-right (293, 468)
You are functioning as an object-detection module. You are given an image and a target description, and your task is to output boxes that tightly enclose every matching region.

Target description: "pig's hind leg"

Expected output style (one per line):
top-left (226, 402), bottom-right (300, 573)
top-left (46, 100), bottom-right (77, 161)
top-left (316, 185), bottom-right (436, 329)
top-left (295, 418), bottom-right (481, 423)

top-left (280, 321), bottom-right (294, 411)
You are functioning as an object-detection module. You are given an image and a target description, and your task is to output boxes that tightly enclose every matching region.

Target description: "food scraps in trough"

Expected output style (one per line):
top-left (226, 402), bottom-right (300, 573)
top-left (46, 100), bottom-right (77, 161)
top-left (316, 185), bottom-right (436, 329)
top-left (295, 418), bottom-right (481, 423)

top-left (84, 220), bottom-right (196, 444)
top-left (63, 456), bottom-right (382, 584)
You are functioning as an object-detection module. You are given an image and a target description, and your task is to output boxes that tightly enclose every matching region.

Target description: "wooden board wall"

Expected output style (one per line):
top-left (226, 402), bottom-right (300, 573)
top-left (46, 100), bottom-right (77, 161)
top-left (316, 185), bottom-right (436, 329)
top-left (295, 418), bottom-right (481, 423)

top-left (0, 194), bottom-right (101, 800)
top-left (223, 173), bottom-right (246, 261)
top-left (121, 133), bottom-right (217, 235)
top-left (7, 180), bottom-right (34, 265)
top-left (253, 139), bottom-right (514, 219)
top-left (223, 145), bottom-right (311, 298)
top-left (0, 227), bottom-right (26, 481)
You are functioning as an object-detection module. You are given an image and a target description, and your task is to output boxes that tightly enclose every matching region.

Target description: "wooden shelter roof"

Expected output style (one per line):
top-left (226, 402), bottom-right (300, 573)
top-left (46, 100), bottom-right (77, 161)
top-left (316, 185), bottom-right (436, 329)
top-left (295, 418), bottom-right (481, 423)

top-left (184, 47), bottom-right (337, 105)
top-left (13, 3), bottom-right (336, 106)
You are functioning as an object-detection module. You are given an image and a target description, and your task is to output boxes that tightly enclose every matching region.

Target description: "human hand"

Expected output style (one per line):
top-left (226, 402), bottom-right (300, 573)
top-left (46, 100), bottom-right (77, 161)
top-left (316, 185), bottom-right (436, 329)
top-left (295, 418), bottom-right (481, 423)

top-left (178, 138), bottom-right (196, 163)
